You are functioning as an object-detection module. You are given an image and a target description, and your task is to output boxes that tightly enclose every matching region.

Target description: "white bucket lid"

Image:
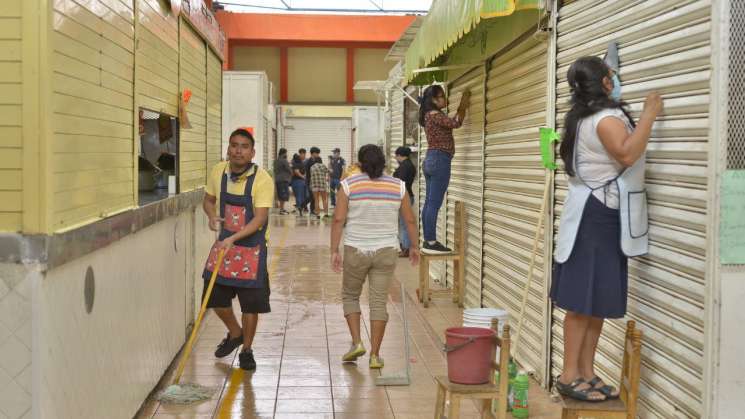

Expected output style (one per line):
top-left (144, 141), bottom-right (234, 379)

top-left (463, 308), bottom-right (509, 318)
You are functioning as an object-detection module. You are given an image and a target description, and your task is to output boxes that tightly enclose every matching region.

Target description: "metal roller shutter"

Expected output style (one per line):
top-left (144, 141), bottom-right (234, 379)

top-left (283, 118), bottom-right (353, 164)
top-left (179, 20), bottom-right (207, 192)
top-left (551, 1), bottom-right (711, 417)
top-left (390, 88), bottom-right (405, 169)
top-left (482, 35), bottom-right (549, 382)
top-left (206, 51), bottom-right (222, 170)
top-left (445, 67), bottom-right (486, 308)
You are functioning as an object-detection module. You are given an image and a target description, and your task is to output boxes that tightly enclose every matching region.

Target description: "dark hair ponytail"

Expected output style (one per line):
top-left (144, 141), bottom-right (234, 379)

top-left (357, 144), bottom-right (385, 179)
top-left (418, 85), bottom-right (445, 127)
top-left (560, 56), bottom-right (635, 176)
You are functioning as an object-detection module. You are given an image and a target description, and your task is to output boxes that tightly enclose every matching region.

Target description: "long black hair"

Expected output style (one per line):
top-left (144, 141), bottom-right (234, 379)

top-left (560, 56), bottom-right (635, 176)
top-left (357, 144), bottom-right (385, 179)
top-left (418, 85), bottom-right (446, 127)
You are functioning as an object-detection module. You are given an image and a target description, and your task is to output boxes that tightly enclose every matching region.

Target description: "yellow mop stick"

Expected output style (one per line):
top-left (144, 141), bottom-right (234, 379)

top-left (173, 249), bottom-right (226, 384)
top-left (513, 170), bottom-right (551, 356)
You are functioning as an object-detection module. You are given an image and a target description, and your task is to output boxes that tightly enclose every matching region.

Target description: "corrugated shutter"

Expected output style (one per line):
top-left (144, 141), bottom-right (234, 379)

top-left (390, 88), bottom-right (405, 169)
top-left (283, 118), bottom-right (353, 163)
top-left (482, 35), bottom-right (549, 381)
top-left (551, 1), bottom-right (710, 417)
top-left (445, 67), bottom-right (485, 308)
top-left (179, 20), bottom-right (207, 192)
top-left (206, 50), bottom-right (222, 169)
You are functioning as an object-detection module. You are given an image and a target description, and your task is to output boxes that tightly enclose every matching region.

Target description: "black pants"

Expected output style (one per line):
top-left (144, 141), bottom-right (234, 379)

top-left (304, 182), bottom-right (315, 211)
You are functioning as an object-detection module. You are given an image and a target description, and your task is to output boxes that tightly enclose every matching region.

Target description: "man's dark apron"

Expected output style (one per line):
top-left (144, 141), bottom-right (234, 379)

top-left (202, 166), bottom-right (268, 288)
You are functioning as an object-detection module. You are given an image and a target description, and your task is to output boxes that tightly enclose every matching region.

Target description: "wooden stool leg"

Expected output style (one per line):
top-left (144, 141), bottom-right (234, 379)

top-left (448, 394), bottom-right (461, 419)
top-left (434, 385), bottom-right (446, 419)
top-left (480, 399), bottom-right (493, 419)
top-left (451, 260), bottom-right (459, 304)
top-left (453, 258), bottom-right (466, 308)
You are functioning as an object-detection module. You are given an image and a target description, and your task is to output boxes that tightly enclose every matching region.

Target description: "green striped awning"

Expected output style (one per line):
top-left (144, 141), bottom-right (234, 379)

top-left (405, 0), bottom-right (542, 82)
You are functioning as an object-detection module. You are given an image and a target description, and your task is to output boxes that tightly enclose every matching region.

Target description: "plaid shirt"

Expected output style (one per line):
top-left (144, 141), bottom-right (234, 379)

top-left (424, 111), bottom-right (462, 156)
top-left (310, 163), bottom-right (329, 192)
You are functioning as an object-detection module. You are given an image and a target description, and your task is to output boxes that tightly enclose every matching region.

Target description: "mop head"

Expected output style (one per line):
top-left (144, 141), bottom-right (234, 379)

top-left (157, 383), bottom-right (216, 404)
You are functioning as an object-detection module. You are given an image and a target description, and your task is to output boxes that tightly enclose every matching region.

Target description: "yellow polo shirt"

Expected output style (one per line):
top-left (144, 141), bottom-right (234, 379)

top-left (206, 162), bottom-right (274, 239)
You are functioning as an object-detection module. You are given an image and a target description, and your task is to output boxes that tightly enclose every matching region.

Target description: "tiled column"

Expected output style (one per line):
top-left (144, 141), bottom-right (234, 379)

top-left (0, 263), bottom-right (35, 419)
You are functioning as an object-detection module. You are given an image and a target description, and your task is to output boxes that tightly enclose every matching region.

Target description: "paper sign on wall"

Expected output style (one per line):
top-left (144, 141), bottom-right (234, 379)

top-left (179, 89), bottom-right (192, 129)
top-left (720, 170), bottom-right (745, 264)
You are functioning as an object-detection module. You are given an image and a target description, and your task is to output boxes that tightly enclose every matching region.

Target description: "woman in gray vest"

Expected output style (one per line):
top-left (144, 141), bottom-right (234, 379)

top-left (552, 56), bottom-right (662, 402)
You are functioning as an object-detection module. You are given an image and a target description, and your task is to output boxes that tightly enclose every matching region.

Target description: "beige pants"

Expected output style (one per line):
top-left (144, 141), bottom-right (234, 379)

top-left (342, 245), bottom-right (397, 321)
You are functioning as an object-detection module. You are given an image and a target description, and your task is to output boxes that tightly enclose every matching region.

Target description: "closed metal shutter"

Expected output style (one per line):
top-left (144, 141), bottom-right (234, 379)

top-left (551, 1), bottom-right (711, 417)
top-left (390, 88), bottom-right (405, 169)
top-left (482, 35), bottom-right (549, 381)
top-left (445, 67), bottom-right (486, 308)
top-left (206, 51), bottom-right (222, 170)
top-left (179, 20), bottom-right (207, 192)
top-left (283, 117), bottom-right (353, 163)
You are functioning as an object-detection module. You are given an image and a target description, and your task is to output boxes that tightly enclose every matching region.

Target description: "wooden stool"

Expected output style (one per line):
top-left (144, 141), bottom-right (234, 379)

top-left (561, 320), bottom-right (643, 419)
top-left (419, 201), bottom-right (466, 308)
top-left (434, 319), bottom-right (510, 419)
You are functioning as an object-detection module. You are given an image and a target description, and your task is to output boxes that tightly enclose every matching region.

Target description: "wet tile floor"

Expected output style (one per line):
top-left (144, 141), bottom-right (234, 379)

top-left (137, 215), bottom-right (563, 418)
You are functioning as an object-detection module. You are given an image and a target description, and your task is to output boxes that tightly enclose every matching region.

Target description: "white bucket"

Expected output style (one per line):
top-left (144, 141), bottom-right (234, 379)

top-left (462, 308), bottom-right (510, 360)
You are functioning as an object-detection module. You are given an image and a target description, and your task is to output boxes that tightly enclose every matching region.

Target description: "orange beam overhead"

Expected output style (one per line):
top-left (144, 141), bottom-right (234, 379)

top-left (216, 12), bottom-right (416, 44)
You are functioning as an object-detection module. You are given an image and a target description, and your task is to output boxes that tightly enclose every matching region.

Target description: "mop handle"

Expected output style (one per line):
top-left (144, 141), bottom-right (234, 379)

top-left (401, 280), bottom-right (411, 375)
top-left (514, 172), bottom-right (550, 355)
top-left (173, 249), bottom-right (226, 384)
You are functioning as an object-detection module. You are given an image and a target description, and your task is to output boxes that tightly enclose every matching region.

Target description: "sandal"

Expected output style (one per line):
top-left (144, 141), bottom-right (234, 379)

top-left (588, 376), bottom-right (619, 399)
top-left (555, 378), bottom-right (607, 402)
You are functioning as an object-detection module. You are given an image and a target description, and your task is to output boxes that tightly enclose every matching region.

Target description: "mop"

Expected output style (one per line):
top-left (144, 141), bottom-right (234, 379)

top-left (158, 250), bottom-right (226, 403)
top-left (375, 279), bottom-right (411, 386)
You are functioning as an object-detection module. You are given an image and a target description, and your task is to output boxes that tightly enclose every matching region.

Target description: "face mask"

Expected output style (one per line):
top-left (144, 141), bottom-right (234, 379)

top-left (610, 73), bottom-right (622, 101)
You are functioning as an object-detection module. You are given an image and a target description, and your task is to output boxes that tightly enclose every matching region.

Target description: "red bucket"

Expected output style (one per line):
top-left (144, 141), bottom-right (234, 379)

top-left (444, 327), bottom-right (496, 384)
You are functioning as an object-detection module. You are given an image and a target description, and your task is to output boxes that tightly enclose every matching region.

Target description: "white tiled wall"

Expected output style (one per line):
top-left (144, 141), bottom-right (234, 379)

top-left (38, 211), bottom-right (198, 419)
top-left (0, 263), bottom-right (34, 419)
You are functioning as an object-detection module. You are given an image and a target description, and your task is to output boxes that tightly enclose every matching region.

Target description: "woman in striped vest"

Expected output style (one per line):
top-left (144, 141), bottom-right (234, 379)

top-left (330, 144), bottom-right (420, 369)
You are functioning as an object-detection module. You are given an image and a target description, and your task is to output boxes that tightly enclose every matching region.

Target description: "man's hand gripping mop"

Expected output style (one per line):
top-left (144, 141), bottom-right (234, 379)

top-left (158, 249), bottom-right (226, 403)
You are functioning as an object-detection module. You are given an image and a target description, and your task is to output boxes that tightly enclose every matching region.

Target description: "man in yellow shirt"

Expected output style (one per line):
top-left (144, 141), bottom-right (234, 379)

top-left (201, 128), bottom-right (274, 370)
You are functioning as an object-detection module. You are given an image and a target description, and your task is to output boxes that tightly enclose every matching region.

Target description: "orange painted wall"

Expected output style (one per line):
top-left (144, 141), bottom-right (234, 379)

top-left (216, 12), bottom-right (415, 43)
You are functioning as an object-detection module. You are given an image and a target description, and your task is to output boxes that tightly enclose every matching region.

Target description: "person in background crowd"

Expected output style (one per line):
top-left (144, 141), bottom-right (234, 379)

top-left (330, 144), bottom-right (419, 369)
top-left (393, 146), bottom-right (416, 258)
top-left (418, 85), bottom-right (470, 255)
top-left (291, 153), bottom-right (307, 216)
top-left (328, 148), bottom-right (346, 207)
top-left (552, 56), bottom-right (662, 402)
top-left (341, 161), bottom-right (361, 180)
top-left (310, 156), bottom-right (330, 219)
top-left (304, 147), bottom-right (321, 214)
top-left (201, 128), bottom-right (274, 371)
top-left (298, 148), bottom-right (309, 213)
top-left (273, 148), bottom-right (291, 215)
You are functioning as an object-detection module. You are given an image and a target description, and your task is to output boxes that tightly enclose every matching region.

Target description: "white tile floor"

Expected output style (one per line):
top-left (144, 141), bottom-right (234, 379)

top-left (136, 215), bottom-right (562, 418)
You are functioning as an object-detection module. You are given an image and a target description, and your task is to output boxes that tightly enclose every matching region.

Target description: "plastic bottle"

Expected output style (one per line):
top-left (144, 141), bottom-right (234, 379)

top-left (512, 371), bottom-right (530, 418)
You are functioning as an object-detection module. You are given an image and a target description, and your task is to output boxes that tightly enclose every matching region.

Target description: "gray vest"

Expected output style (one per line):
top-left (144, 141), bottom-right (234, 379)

top-left (555, 134), bottom-right (649, 263)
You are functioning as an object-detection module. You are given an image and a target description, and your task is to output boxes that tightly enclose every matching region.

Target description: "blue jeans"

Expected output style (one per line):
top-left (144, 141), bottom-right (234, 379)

top-left (421, 149), bottom-right (452, 242)
top-left (329, 178), bottom-right (341, 206)
top-left (291, 179), bottom-right (306, 210)
top-left (399, 194), bottom-right (415, 249)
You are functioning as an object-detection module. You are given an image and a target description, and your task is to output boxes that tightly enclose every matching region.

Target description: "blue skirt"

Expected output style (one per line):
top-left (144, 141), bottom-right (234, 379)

top-left (550, 195), bottom-right (628, 319)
